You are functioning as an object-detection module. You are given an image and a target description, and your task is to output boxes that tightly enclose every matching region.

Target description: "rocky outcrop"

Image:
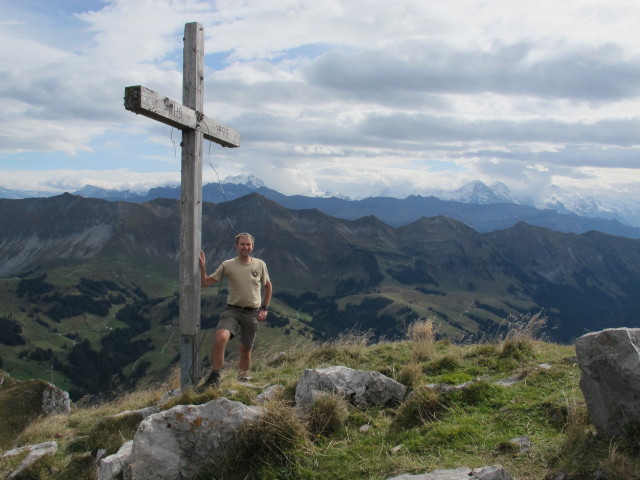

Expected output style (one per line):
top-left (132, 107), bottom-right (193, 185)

top-left (2, 364), bottom-right (534, 479)
top-left (575, 327), bottom-right (640, 437)
top-left (387, 464), bottom-right (513, 479)
top-left (41, 383), bottom-right (71, 415)
top-left (98, 440), bottom-right (133, 480)
top-left (94, 366), bottom-right (406, 478)
top-left (2, 441), bottom-right (58, 480)
top-left (124, 397), bottom-right (262, 480)
top-left (255, 384), bottom-right (285, 404)
top-left (0, 373), bottom-right (71, 449)
top-left (295, 366), bottom-right (406, 411)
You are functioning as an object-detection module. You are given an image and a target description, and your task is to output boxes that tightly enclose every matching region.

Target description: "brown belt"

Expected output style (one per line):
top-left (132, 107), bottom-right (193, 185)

top-left (227, 304), bottom-right (259, 311)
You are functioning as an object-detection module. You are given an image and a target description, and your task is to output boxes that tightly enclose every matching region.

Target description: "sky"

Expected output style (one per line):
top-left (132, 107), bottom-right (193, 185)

top-left (1, 0), bottom-right (639, 202)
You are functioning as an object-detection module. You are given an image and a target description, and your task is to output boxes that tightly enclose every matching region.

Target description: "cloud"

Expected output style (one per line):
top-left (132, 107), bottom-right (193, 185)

top-left (305, 42), bottom-right (640, 102)
top-left (0, 0), bottom-right (639, 205)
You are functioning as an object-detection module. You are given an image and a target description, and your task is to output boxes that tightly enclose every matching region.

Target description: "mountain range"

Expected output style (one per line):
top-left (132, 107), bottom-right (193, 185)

top-left (2, 192), bottom-right (640, 396)
top-left (2, 193), bottom-right (640, 337)
top-left (2, 177), bottom-right (640, 238)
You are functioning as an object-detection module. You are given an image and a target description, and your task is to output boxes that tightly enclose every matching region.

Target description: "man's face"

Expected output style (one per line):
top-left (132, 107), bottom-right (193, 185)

top-left (235, 236), bottom-right (254, 257)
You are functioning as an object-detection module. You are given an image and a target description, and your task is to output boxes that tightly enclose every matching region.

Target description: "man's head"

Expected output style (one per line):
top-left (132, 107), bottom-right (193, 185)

top-left (235, 233), bottom-right (254, 246)
top-left (235, 233), bottom-right (255, 259)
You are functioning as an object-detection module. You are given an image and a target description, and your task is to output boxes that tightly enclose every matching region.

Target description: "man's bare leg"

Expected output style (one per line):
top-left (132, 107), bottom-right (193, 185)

top-left (198, 329), bottom-right (231, 390)
top-left (212, 329), bottom-right (231, 370)
top-left (238, 344), bottom-right (252, 380)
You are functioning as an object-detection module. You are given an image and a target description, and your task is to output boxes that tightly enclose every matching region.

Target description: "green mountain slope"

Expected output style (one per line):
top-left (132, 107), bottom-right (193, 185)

top-left (2, 193), bottom-right (640, 397)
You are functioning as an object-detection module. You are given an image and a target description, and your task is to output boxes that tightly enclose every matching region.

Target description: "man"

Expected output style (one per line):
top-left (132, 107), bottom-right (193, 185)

top-left (198, 232), bottom-right (272, 389)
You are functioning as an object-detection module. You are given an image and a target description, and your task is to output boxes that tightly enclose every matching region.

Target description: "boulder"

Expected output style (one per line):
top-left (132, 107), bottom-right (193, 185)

top-left (41, 382), bottom-right (71, 415)
top-left (295, 366), bottom-right (406, 411)
top-left (88, 406), bottom-right (158, 458)
top-left (124, 397), bottom-right (262, 480)
top-left (98, 440), bottom-right (132, 480)
top-left (255, 384), bottom-right (285, 404)
top-left (0, 376), bottom-right (70, 449)
top-left (387, 465), bottom-right (513, 480)
top-left (508, 435), bottom-right (531, 454)
top-left (112, 406), bottom-right (159, 420)
top-left (2, 441), bottom-right (58, 480)
top-left (575, 327), bottom-right (640, 436)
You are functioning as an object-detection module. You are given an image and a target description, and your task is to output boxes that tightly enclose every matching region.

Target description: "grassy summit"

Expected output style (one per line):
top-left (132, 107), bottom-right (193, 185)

top-left (2, 317), bottom-right (640, 480)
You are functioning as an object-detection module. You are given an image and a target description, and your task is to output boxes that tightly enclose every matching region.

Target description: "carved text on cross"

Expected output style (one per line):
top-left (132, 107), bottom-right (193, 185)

top-left (124, 85), bottom-right (240, 148)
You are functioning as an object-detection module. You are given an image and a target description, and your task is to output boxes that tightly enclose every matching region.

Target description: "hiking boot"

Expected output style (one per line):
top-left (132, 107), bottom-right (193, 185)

top-left (196, 370), bottom-right (220, 392)
top-left (237, 374), bottom-right (252, 383)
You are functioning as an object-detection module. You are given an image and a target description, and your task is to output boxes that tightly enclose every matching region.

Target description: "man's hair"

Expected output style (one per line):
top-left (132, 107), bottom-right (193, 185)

top-left (235, 232), bottom-right (254, 245)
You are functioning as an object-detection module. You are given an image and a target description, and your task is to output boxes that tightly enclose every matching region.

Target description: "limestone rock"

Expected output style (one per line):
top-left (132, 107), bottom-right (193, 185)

top-left (575, 327), bottom-right (640, 436)
top-left (112, 406), bottom-right (158, 420)
top-left (124, 397), bottom-right (262, 480)
top-left (255, 384), bottom-right (285, 404)
top-left (2, 441), bottom-right (58, 480)
top-left (359, 423), bottom-right (372, 433)
top-left (295, 366), bottom-right (406, 411)
top-left (0, 376), bottom-right (70, 449)
top-left (508, 435), bottom-right (531, 454)
top-left (41, 382), bottom-right (71, 415)
top-left (88, 406), bottom-right (158, 458)
top-left (98, 440), bottom-right (132, 480)
top-left (387, 464), bottom-right (513, 479)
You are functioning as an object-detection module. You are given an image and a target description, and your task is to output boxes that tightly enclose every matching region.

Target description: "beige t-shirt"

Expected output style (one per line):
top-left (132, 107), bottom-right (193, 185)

top-left (211, 257), bottom-right (270, 309)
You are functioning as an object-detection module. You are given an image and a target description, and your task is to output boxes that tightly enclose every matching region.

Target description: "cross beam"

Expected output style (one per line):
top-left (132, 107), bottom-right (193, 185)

top-left (123, 22), bottom-right (240, 390)
top-left (124, 85), bottom-right (240, 148)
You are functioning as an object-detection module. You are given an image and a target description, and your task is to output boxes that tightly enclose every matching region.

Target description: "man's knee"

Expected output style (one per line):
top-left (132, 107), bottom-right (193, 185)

top-left (215, 328), bottom-right (231, 342)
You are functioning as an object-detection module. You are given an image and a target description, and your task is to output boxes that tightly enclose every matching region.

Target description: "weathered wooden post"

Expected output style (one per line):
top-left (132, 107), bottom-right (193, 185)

top-left (123, 22), bottom-right (240, 390)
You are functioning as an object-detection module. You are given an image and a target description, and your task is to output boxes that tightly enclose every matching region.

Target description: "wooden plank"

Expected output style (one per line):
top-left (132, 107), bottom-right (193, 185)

top-left (178, 126), bottom-right (203, 339)
top-left (124, 85), bottom-right (240, 148)
top-left (178, 22), bottom-right (204, 388)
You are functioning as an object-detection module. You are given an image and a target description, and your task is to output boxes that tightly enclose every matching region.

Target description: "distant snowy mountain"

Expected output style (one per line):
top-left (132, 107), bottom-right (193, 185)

top-left (74, 185), bottom-right (144, 201)
top-left (439, 180), bottom-right (510, 204)
top-left (2, 177), bottom-right (640, 228)
top-left (222, 174), bottom-right (265, 189)
top-left (439, 181), bottom-right (640, 228)
top-left (434, 180), bottom-right (537, 206)
top-left (222, 174), bottom-right (348, 200)
top-left (542, 185), bottom-right (640, 228)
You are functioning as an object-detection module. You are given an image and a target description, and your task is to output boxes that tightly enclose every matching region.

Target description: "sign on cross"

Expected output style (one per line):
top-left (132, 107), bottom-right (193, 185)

top-left (123, 22), bottom-right (240, 390)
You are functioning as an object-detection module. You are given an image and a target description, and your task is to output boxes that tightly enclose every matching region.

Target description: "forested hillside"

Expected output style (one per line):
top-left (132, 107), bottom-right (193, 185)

top-left (2, 193), bottom-right (640, 397)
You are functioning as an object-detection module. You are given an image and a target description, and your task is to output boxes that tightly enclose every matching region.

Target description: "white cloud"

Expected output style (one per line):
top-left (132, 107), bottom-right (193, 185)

top-left (0, 169), bottom-right (180, 193)
top-left (0, 0), bottom-right (639, 206)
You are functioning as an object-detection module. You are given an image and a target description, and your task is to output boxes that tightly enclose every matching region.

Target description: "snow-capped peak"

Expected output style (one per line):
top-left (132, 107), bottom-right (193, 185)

top-left (222, 174), bottom-right (265, 189)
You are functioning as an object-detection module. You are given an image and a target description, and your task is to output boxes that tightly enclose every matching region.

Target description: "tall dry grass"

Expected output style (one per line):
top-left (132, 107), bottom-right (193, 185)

top-left (499, 310), bottom-right (547, 360)
top-left (205, 399), bottom-right (310, 480)
top-left (407, 318), bottom-right (436, 362)
top-left (305, 392), bottom-right (349, 437)
top-left (398, 319), bottom-right (437, 387)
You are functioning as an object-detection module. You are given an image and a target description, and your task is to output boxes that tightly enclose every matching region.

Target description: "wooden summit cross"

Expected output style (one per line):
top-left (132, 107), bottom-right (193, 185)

top-left (123, 22), bottom-right (240, 390)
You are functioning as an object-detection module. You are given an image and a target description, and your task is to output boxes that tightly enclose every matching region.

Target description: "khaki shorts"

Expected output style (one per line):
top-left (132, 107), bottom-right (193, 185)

top-left (217, 308), bottom-right (259, 347)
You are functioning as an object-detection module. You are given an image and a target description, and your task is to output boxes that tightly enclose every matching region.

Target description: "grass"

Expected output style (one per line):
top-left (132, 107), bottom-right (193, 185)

top-left (2, 314), bottom-right (640, 479)
top-left (407, 318), bottom-right (436, 362)
top-left (202, 399), bottom-right (310, 480)
top-left (305, 392), bottom-right (349, 437)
